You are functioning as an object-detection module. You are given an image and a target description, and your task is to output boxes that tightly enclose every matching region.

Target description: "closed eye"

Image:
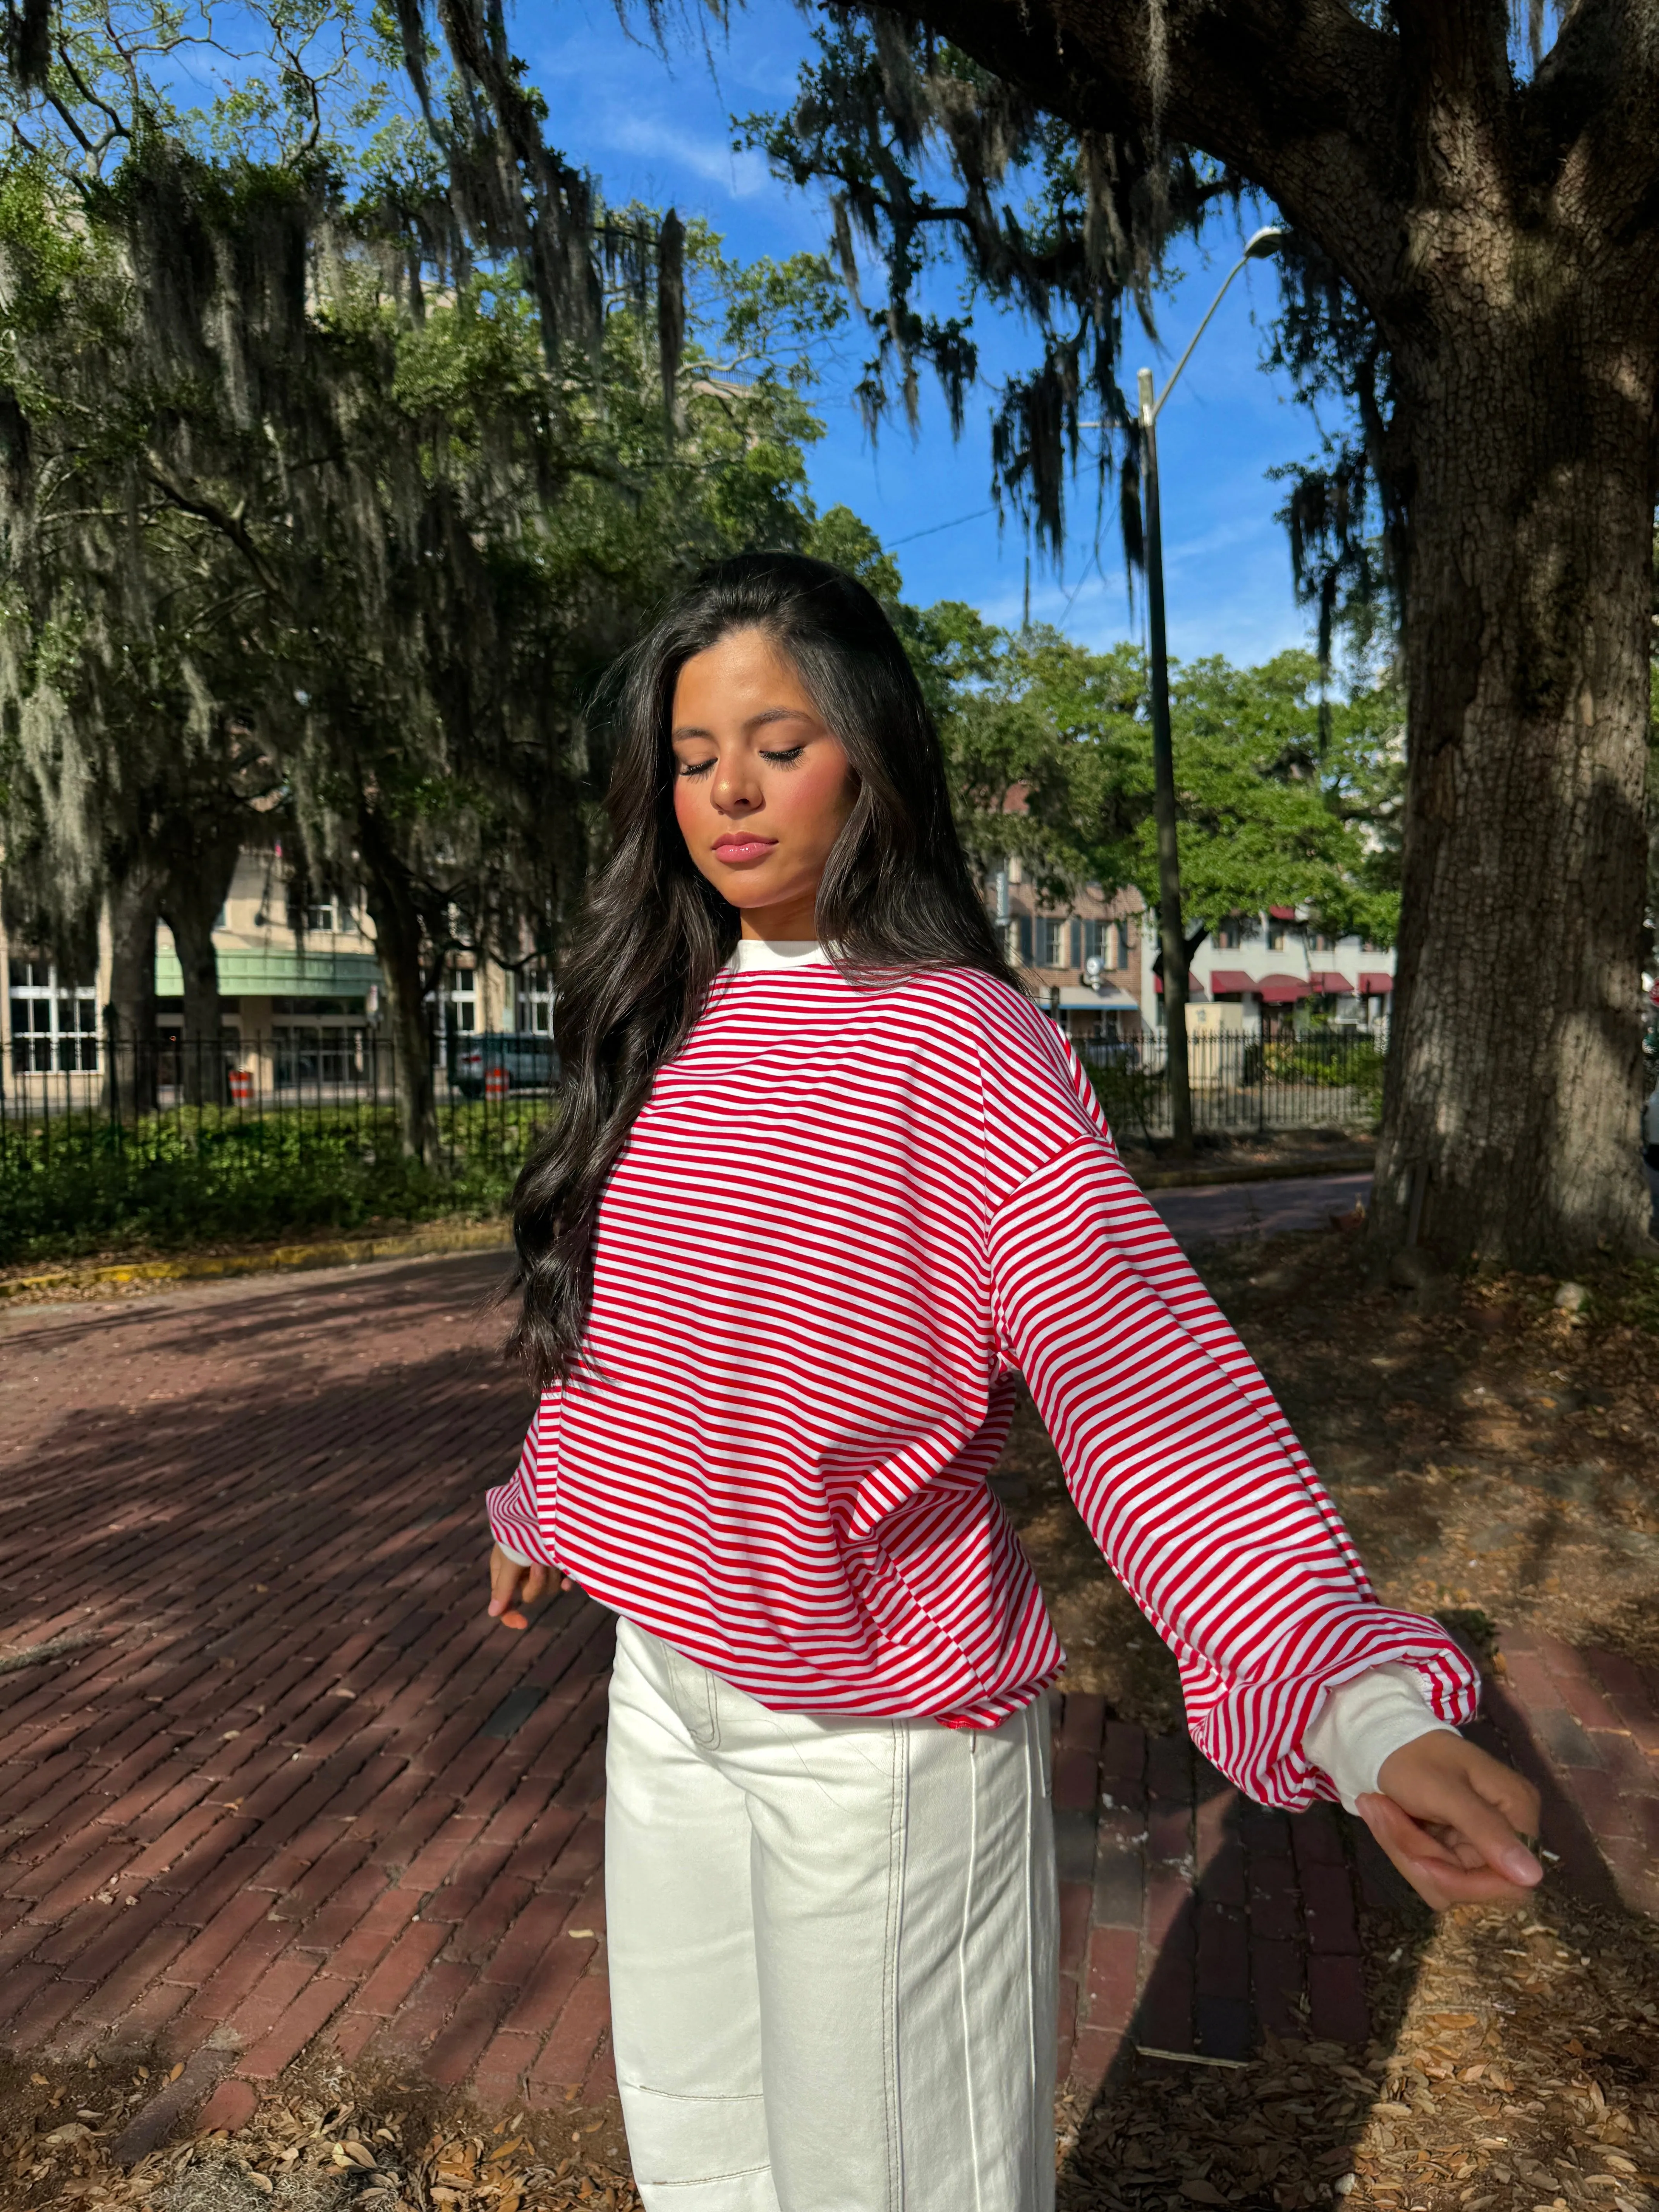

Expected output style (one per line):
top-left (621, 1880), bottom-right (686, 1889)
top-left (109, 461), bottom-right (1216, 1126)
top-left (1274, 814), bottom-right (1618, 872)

top-left (760, 744), bottom-right (807, 766)
top-left (675, 757), bottom-right (716, 778)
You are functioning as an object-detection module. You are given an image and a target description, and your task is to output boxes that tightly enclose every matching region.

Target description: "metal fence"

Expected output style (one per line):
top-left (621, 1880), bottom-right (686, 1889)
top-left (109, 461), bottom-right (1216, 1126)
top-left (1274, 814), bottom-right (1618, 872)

top-left (1080, 1030), bottom-right (1386, 1142)
top-left (0, 1025), bottom-right (555, 1266)
top-left (0, 1018), bottom-right (1385, 1264)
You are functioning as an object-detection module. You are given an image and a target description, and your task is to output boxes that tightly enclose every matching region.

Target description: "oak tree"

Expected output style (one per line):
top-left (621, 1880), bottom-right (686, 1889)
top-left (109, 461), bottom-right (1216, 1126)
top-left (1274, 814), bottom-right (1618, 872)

top-left (744, 0), bottom-right (1656, 1267)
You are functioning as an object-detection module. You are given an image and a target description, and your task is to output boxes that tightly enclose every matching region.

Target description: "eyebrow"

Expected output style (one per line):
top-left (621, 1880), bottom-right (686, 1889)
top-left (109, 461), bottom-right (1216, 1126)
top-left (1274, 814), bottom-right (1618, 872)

top-left (670, 706), bottom-right (819, 742)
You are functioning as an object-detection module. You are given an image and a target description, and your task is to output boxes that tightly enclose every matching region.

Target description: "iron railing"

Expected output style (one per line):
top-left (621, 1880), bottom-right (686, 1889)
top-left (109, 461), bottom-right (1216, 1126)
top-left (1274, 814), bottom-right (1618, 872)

top-left (0, 1024), bottom-right (553, 1267)
top-left (1080, 1029), bottom-right (1386, 1142)
top-left (0, 1018), bottom-right (1384, 1267)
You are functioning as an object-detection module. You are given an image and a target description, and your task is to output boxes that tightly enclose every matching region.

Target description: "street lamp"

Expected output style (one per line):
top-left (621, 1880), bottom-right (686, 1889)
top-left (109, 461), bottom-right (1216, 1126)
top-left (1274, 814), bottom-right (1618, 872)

top-left (1138, 223), bottom-right (1287, 1155)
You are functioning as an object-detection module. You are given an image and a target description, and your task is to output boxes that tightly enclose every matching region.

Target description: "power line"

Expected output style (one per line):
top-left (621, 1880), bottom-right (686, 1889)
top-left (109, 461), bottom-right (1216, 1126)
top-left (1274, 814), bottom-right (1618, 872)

top-left (886, 505), bottom-right (996, 548)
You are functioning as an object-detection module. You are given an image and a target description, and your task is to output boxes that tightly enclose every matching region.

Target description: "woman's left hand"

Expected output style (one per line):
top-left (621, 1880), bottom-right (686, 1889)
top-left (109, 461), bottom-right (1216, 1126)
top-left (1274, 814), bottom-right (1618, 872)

top-left (1357, 1733), bottom-right (1544, 1910)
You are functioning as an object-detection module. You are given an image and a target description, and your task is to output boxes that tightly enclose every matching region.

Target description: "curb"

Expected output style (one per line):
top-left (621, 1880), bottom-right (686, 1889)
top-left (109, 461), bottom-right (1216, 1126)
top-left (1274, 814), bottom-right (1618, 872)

top-left (1130, 1151), bottom-right (1376, 1193)
top-left (0, 1218), bottom-right (513, 1303)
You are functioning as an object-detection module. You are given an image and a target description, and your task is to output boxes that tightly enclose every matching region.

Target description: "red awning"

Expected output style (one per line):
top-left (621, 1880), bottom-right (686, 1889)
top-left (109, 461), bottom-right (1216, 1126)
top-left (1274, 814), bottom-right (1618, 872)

top-left (1267, 905), bottom-right (1297, 921)
top-left (1358, 970), bottom-right (1394, 994)
top-left (1254, 973), bottom-right (1314, 1004)
top-left (1309, 970), bottom-right (1355, 996)
top-left (1151, 975), bottom-right (1209, 998)
top-left (1207, 969), bottom-right (1257, 996)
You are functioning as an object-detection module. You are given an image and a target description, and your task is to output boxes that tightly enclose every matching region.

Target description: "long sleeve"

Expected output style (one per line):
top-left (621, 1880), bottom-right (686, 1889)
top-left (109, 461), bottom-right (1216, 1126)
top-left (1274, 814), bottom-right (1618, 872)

top-left (987, 1130), bottom-right (1480, 1809)
top-left (487, 1396), bottom-right (560, 1568)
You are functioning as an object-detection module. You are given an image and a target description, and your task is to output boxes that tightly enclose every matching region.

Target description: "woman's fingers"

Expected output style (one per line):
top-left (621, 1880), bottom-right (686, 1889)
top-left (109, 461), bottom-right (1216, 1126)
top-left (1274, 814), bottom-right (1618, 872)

top-left (1377, 1734), bottom-right (1543, 1884)
top-left (488, 1546), bottom-right (547, 1630)
top-left (1357, 1732), bottom-right (1544, 1911)
top-left (1357, 1793), bottom-right (1540, 1910)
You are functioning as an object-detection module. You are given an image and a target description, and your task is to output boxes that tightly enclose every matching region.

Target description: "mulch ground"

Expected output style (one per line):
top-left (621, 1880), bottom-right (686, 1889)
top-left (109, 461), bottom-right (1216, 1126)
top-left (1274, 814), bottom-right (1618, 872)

top-left (0, 1230), bottom-right (1656, 2212)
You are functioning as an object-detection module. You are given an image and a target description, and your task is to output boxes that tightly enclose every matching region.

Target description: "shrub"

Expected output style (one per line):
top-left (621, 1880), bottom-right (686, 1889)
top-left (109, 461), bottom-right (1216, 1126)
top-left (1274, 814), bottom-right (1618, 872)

top-left (0, 1102), bottom-right (538, 1266)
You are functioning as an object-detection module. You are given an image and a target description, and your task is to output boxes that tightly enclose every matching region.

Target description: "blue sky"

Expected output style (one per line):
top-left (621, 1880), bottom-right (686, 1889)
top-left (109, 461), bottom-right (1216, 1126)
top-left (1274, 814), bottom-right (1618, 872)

top-left (529, 1), bottom-right (1321, 666)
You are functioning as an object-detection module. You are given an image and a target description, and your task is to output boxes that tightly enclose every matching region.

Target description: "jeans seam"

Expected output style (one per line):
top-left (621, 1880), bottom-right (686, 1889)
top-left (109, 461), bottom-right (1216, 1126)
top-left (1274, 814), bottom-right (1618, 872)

top-left (620, 2081), bottom-right (766, 2105)
top-left (1023, 1700), bottom-right (1040, 2206)
top-left (882, 1715), bottom-right (905, 2212)
top-left (641, 2164), bottom-right (774, 2187)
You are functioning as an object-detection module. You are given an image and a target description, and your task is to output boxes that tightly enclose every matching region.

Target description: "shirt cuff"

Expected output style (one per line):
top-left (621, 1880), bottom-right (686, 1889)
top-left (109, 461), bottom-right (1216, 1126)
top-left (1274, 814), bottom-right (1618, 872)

top-left (486, 1474), bottom-right (557, 1570)
top-left (1301, 1662), bottom-right (1461, 1814)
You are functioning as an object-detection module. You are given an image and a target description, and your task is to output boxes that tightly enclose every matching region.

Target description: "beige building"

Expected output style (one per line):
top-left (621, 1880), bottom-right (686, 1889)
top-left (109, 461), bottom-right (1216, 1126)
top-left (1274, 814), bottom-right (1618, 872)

top-left (4, 841), bottom-right (1152, 1104)
top-left (989, 857), bottom-right (1146, 1052)
top-left (0, 848), bottom-right (529, 1105)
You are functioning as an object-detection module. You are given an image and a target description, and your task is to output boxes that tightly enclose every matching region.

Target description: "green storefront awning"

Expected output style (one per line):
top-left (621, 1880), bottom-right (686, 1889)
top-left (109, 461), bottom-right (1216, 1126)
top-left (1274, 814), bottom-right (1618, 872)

top-left (155, 946), bottom-right (383, 997)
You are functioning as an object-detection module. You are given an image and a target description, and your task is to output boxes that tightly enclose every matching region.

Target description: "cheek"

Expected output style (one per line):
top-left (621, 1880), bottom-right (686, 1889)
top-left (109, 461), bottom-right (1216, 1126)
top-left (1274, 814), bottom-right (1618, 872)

top-left (791, 756), bottom-right (858, 845)
top-left (672, 776), bottom-right (703, 841)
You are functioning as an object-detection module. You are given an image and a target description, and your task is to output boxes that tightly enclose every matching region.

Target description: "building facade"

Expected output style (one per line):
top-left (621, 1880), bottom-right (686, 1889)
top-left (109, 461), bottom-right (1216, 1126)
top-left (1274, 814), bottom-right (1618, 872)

top-left (1134, 905), bottom-right (1396, 1041)
top-left (6, 852), bottom-right (1386, 1103)
top-left (989, 859), bottom-right (1146, 1050)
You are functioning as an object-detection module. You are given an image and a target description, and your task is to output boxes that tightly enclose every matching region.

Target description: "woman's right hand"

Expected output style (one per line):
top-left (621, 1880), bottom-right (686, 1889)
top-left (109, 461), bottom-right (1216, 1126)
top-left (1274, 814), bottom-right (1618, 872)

top-left (487, 1542), bottom-right (571, 1631)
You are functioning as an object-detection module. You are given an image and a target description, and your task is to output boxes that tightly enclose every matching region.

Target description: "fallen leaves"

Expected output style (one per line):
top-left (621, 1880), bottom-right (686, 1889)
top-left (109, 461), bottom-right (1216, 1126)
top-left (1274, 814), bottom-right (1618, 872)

top-left (0, 2063), bottom-right (642, 2212)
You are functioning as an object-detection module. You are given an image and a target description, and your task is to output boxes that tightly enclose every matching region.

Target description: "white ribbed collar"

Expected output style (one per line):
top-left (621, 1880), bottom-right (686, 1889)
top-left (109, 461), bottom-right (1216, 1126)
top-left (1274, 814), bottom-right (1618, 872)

top-left (725, 938), bottom-right (831, 972)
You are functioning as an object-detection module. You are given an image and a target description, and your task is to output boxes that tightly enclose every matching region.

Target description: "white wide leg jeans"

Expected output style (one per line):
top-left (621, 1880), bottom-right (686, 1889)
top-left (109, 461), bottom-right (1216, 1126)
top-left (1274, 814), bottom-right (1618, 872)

top-left (603, 1619), bottom-right (1058, 2212)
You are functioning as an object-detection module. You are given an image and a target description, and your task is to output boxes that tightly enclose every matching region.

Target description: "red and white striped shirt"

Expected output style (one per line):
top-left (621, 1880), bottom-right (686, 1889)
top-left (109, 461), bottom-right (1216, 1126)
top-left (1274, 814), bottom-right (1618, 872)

top-left (490, 948), bottom-right (1477, 1809)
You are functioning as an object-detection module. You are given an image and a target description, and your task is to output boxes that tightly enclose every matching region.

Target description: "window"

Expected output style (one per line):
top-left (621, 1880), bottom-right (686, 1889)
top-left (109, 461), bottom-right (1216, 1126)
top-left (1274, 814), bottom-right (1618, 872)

top-left (1008, 916), bottom-right (1033, 964)
top-left (273, 1026), bottom-right (365, 1089)
top-left (1111, 921), bottom-right (1132, 970)
top-left (441, 965), bottom-right (477, 1035)
top-left (1068, 918), bottom-right (1083, 967)
top-left (1080, 919), bottom-right (1104, 963)
top-left (1312, 931), bottom-right (1333, 953)
top-left (1214, 919), bottom-right (1239, 950)
top-left (286, 893), bottom-right (345, 933)
top-left (9, 960), bottom-right (98, 1075)
top-left (1267, 923), bottom-right (1287, 952)
top-left (517, 970), bottom-right (555, 1034)
top-left (1036, 917), bottom-right (1066, 967)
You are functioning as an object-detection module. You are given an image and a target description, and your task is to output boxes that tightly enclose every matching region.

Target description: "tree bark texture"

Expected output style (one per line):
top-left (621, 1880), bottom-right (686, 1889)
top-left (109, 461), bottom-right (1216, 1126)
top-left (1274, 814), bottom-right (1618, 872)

top-left (159, 831), bottom-right (242, 1108)
top-left (103, 864), bottom-right (163, 1118)
top-left (1373, 287), bottom-right (1654, 1263)
top-left (860, 0), bottom-right (1659, 1264)
top-left (358, 812), bottom-right (440, 1164)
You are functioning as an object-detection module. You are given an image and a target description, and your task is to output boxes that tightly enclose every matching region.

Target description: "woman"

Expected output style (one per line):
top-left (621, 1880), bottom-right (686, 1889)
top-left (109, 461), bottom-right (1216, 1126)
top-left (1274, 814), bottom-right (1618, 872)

top-left (485, 555), bottom-right (1540, 2212)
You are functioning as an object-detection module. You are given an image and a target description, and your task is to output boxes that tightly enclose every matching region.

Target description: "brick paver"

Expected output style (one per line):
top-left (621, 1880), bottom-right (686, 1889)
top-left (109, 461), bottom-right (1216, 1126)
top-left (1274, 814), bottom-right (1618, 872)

top-left (1, 1251), bottom-right (1655, 2137)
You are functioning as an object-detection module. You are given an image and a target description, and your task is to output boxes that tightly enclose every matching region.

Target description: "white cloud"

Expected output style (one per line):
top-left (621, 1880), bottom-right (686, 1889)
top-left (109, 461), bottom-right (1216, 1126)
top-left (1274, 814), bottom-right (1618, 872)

top-left (599, 110), bottom-right (774, 199)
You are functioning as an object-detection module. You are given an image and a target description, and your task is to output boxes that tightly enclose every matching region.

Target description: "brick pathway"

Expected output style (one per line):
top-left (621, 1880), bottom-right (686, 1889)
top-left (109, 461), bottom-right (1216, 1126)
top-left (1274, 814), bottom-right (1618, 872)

top-left (0, 1254), bottom-right (1654, 2143)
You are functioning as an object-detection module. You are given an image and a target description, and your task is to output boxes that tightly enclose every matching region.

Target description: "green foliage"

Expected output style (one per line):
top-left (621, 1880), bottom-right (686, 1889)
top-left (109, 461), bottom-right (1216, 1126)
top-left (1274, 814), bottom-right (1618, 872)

top-left (904, 609), bottom-right (1403, 942)
top-left (804, 504), bottom-right (903, 605)
top-left (0, 1104), bottom-right (526, 1264)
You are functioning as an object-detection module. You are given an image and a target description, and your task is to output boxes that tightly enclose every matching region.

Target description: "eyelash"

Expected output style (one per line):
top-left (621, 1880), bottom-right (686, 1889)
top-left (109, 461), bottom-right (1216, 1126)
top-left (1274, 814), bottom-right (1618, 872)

top-left (676, 744), bottom-right (807, 779)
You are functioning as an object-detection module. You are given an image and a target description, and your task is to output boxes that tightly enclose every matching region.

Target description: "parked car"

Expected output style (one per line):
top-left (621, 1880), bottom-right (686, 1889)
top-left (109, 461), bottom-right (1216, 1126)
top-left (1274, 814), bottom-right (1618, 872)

top-left (1080, 1036), bottom-right (1141, 1069)
top-left (450, 1030), bottom-right (560, 1098)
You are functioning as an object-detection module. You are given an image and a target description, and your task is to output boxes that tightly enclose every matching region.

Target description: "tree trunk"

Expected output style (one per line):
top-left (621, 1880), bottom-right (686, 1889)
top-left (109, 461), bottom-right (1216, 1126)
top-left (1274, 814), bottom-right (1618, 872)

top-left (159, 833), bottom-right (242, 1108)
top-left (1372, 313), bottom-right (1654, 1269)
top-left (357, 813), bottom-right (439, 1163)
top-left (103, 863), bottom-right (164, 1118)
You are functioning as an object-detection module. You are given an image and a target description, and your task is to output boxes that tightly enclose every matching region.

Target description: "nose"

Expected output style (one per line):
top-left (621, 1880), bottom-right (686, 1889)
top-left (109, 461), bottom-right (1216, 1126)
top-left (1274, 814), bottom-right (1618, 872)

top-left (710, 751), bottom-right (763, 816)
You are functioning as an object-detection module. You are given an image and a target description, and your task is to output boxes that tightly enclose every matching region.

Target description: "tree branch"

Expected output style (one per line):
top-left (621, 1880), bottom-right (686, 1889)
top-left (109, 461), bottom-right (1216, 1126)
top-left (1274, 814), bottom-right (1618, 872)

top-left (1531, 0), bottom-right (1659, 264)
top-left (861, 0), bottom-right (1408, 301)
top-left (142, 459), bottom-right (289, 607)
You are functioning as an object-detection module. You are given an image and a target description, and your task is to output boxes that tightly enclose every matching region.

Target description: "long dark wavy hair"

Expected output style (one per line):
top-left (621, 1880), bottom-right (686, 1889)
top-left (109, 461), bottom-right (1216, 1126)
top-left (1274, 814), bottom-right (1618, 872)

top-left (505, 551), bottom-right (1015, 1389)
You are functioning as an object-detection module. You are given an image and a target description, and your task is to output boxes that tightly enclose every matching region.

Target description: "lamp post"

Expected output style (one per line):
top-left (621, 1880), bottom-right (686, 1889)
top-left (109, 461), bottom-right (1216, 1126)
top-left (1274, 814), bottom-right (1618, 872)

top-left (1138, 223), bottom-right (1286, 1155)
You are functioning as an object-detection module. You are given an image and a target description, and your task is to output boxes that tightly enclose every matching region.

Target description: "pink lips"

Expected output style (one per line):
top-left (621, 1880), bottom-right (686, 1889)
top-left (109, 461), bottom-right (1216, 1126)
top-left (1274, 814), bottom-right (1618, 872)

top-left (712, 834), bottom-right (778, 866)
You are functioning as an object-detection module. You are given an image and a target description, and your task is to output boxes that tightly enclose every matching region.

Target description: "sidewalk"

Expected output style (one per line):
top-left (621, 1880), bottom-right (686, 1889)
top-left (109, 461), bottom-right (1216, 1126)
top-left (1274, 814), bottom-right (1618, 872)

top-left (0, 1252), bottom-right (1653, 2138)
